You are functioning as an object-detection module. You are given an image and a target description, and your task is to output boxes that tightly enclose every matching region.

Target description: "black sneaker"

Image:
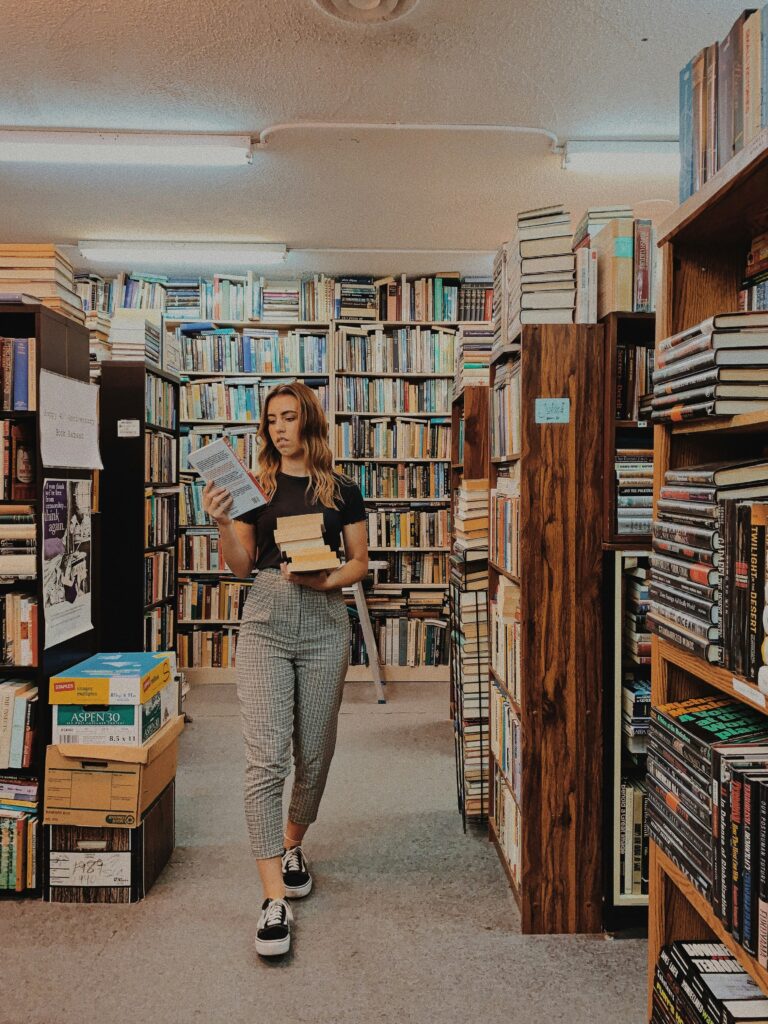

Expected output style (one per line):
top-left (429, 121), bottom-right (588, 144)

top-left (255, 898), bottom-right (293, 956)
top-left (282, 845), bottom-right (313, 898)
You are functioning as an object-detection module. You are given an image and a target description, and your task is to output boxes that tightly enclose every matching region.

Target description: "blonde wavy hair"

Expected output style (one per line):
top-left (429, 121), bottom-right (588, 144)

top-left (256, 381), bottom-right (345, 509)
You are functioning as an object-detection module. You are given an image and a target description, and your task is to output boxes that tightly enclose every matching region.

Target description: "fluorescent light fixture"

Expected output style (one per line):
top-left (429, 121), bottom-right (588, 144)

top-left (0, 130), bottom-right (252, 166)
top-left (562, 139), bottom-right (680, 175)
top-left (78, 241), bottom-right (287, 265)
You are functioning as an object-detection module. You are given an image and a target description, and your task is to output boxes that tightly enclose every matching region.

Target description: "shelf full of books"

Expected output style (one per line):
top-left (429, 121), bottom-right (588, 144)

top-left (99, 361), bottom-right (180, 654)
top-left (450, 382), bottom-right (490, 827)
top-left (0, 302), bottom-right (96, 898)
top-left (486, 312), bottom-right (605, 933)
top-left (647, 102), bottom-right (768, 1014)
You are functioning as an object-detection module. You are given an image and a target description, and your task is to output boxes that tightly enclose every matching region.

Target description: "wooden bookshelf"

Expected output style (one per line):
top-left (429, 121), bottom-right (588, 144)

top-left (648, 135), bottom-right (768, 1010)
top-left (488, 322), bottom-right (605, 934)
top-left (601, 311), bottom-right (655, 549)
top-left (449, 384), bottom-right (490, 826)
top-left (99, 361), bottom-right (180, 654)
top-left (0, 302), bottom-right (96, 899)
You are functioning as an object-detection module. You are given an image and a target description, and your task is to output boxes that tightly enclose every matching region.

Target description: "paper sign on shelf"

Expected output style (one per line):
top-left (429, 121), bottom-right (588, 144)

top-left (535, 398), bottom-right (570, 424)
top-left (39, 369), bottom-right (102, 469)
top-left (117, 420), bottom-right (141, 438)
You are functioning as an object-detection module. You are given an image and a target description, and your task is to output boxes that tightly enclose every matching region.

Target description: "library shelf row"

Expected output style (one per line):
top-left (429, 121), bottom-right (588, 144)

top-left (490, 455), bottom-right (521, 465)
top-left (672, 407), bottom-right (768, 437)
top-left (487, 815), bottom-right (521, 903)
top-left (655, 638), bottom-right (766, 711)
top-left (165, 319), bottom-right (492, 329)
top-left (489, 666), bottom-right (522, 719)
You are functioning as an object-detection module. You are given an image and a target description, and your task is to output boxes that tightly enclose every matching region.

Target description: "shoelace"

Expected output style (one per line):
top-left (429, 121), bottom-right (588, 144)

top-left (264, 900), bottom-right (287, 928)
top-left (284, 847), bottom-right (304, 873)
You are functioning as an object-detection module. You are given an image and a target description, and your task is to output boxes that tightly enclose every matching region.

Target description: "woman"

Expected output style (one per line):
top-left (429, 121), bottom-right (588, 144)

top-left (202, 381), bottom-right (368, 958)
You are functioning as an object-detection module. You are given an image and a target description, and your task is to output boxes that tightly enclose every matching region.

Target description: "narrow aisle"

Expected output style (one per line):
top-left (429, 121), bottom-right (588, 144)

top-left (0, 682), bottom-right (648, 1024)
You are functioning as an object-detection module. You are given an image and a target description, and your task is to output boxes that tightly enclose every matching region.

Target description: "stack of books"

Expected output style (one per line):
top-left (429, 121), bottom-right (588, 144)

top-left (454, 324), bottom-right (493, 396)
top-left (615, 448), bottom-right (654, 536)
top-left (275, 514), bottom-right (341, 573)
top-left (516, 205), bottom-right (575, 328)
top-left (336, 276), bottom-right (378, 321)
top-left (572, 206), bottom-right (634, 250)
top-left (0, 245), bottom-right (84, 324)
top-left (0, 503), bottom-right (36, 577)
top-left (109, 309), bottom-right (162, 364)
top-left (85, 311), bottom-right (112, 380)
top-left (653, 943), bottom-right (768, 1024)
top-left (165, 279), bottom-right (203, 320)
top-left (652, 311), bottom-right (768, 423)
top-left (453, 479), bottom-right (489, 563)
top-left (260, 280), bottom-right (301, 323)
top-left (0, 772), bottom-right (38, 892)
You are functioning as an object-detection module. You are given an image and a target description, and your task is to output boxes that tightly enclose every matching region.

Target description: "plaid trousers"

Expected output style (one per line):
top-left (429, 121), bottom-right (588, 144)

top-left (235, 569), bottom-right (350, 859)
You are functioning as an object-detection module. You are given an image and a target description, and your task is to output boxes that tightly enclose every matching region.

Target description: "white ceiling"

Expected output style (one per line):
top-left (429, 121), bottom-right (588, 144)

top-left (0, 0), bottom-right (750, 278)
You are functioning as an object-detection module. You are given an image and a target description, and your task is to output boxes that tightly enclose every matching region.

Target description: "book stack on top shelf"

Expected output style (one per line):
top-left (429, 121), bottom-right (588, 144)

top-left (644, 99), bottom-right (768, 1016)
top-left (449, 379), bottom-right (490, 826)
top-left (0, 301), bottom-right (95, 898)
top-left (652, 942), bottom-right (768, 1024)
top-left (0, 246), bottom-right (84, 325)
top-left (487, 247), bottom-right (605, 929)
top-left (454, 323), bottom-right (493, 398)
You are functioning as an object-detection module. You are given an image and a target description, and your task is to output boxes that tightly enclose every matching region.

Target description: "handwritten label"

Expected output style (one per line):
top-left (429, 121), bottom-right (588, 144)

top-left (49, 851), bottom-right (131, 887)
top-left (535, 398), bottom-right (570, 424)
top-left (117, 419), bottom-right (141, 438)
top-left (733, 678), bottom-right (766, 708)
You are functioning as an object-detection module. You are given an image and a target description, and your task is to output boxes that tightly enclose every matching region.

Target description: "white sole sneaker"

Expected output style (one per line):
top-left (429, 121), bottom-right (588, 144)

top-left (255, 932), bottom-right (291, 957)
top-left (284, 876), bottom-right (313, 899)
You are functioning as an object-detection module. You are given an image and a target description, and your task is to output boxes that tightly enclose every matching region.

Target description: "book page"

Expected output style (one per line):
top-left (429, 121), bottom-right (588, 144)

top-left (186, 438), bottom-right (267, 518)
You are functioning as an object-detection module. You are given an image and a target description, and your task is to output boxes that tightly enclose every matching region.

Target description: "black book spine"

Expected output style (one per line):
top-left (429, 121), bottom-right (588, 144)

top-left (748, 514), bottom-right (765, 682)
top-left (759, 779), bottom-right (768, 967)
top-left (731, 768), bottom-right (744, 943)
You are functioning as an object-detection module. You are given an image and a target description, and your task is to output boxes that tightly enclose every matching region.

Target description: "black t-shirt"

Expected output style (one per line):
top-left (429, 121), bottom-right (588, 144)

top-left (238, 472), bottom-right (366, 570)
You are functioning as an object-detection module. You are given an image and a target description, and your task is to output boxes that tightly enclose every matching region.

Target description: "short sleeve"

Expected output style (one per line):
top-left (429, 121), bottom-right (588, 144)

top-left (339, 481), bottom-right (366, 525)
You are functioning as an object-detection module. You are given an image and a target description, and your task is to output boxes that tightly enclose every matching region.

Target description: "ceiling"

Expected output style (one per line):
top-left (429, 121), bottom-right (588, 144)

top-left (0, 0), bottom-right (750, 278)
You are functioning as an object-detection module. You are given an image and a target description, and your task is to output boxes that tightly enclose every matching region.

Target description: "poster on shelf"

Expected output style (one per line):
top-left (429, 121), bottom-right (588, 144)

top-left (43, 478), bottom-right (93, 649)
top-left (39, 370), bottom-right (103, 470)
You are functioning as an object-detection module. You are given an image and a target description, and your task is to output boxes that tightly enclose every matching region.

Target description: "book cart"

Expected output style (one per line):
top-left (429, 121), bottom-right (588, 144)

top-left (99, 360), bottom-right (180, 653)
top-left (488, 322), bottom-right (605, 933)
top-left (0, 302), bottom-right (96, 898)
top-left (647, 131), bottom-right (768, 1008)
top-left (450, 384), bottom-right (490, 827)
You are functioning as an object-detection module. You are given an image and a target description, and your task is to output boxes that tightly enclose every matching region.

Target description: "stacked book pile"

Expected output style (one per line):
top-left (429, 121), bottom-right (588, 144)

top-left (516, 205), bottom-right (575, 329)
top-left (0, 503), bottom-right (36, 577)
top-left (44, 653), bottom-right (183, 903)
top-left (165, 279), bottom-right (203, 320)
top-left (653, 942), bottom-right (768, 1024)
top-left (649, 694), bottom-right (768, 908)
top-left (259, 280), bottom-right (301, 323)
top-left (275, 513), bottom-right (341, 573)
top-left (109, 309), bottom-right (162, 364)
top-left (573, 206), bottom-right (634, 250)
top-left (0, 245), bottom-right (84, 324)
top-left (336, 276), bottom-right (378, 321)
top-left (649, 459), bottom-right (768, 666)
top-left (85, 311), bottom-right (112, 366)
top-left (615, 448), bottom-right (653, 537)
top-left (652, 311), bottom-right (768, 423)
top-left (0, 773), bottom-right (37, 892)
top-left (453, 478), bottom-right (489, 563)
top-left (454, 324), bottom-right (493, 396)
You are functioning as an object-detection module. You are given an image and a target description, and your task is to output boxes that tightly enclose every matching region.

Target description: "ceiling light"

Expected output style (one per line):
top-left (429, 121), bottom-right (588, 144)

top-left (0, 130), bottom-right (252, 166)
top-left (77, 241), bottom-right (287, 265)
top-left (312, 0), bottom-right (419, 23)
top-left (562, 139), bottom-right (679, 175)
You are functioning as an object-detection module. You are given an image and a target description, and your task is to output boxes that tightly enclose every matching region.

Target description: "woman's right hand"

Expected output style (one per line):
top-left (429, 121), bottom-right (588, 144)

top-left (202, 480), bottom-right (234, 527)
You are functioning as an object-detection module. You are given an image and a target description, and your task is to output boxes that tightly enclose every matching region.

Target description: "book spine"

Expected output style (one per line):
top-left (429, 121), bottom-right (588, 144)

top-left (758, 779), bottom-right (768, 966)
top-left (680, 60), bottom-right (695, 200)
top-left (633, 220), bottom-right (652, 313)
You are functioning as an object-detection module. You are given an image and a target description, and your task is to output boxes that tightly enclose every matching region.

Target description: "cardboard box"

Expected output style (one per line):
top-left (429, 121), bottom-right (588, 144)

top-left (51, 677), bottom-right (179, 746)
top-left (43, 714), bottom-right (183, 828)
top-left (49, 651), bottom-right (173, 706)
top-left (45, 780), bottom-right (175, 903)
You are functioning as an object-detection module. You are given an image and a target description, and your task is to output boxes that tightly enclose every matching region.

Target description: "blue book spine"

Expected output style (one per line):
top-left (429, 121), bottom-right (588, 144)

top-left (12, 339), bottom-right (28, 411)
top-left (679, 60), bottom-right (694, 202)
top-left (762, 5), bottom-right (768, 128)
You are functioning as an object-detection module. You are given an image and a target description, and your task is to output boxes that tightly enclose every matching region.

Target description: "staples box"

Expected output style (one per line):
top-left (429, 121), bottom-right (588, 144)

top-left (51, 677), bottom-right (179, 746)
top-left (43, 714), bottom-right (183, 828)
top-left (49, 652), bottom-right (173, 706)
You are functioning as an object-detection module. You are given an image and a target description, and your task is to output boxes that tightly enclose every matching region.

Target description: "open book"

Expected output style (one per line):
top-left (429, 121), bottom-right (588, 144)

top-left (186, 438), bottom-right (267, 519)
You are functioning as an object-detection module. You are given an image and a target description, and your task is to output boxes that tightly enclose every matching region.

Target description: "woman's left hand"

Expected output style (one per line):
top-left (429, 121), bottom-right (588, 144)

top-left (280, 563), bottom-right (330, 591)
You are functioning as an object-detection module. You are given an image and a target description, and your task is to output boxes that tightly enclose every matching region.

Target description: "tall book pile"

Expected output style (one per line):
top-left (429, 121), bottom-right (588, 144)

top-left (259, 280), bottom-right (301, 323)
top-left (85, 312), bottom-right (112, 381)
top-left (275, 514), bottom-right (341, 573)
top-left (0, 773), bottom-right (37, 892)
top-left (652, 311), bottom-right (768, 423)
top-left (0, 245), bottom-right (84, 325)
top-left (653, 942), bottom-right (768, 1024)
top-left (679, 8), bottom-right (768, 202)
top-left (513, 205), bottom-right (575, 331)
top-left (165, 279), bottom-right (203, 320)
top-left (0, 503), bottom-right (36, 576)
top-left (336, 276), bottom-right (378, 321)
top-left (454, 324), bottom-right (493, 395)
top-left (109, 309), bottom-right (162, 364)
top-left (649, 459), bottom-right (768, 665)
top-left (615, 447), bottom-right (653, 536)
top-left (649, 696), bottom-right (768, 924)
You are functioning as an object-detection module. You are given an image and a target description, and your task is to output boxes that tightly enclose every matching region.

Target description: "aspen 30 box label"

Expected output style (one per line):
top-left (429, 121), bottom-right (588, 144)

top-left (535, 398), bottom-right (570, 424)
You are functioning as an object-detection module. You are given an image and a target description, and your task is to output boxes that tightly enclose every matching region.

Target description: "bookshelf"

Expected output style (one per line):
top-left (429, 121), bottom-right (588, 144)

top-left (450, 385), bottom-right (490, 827)
top-left (647, 132), bottom-right (768, 1010)
top-left (0, 302), bottom-right (96, 898)
top-left (99, 361), bottom-right (180, 654)
top-left (601, 312), bottom-right (655, 549)
top-left (488, 322), bottom-right (605, 933)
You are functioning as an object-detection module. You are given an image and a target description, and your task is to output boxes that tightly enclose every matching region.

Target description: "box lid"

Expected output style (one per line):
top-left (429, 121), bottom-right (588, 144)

top-left (50, 651), bottom-right (171, 683)
top-left (47, 714), bottom-right (184, 765)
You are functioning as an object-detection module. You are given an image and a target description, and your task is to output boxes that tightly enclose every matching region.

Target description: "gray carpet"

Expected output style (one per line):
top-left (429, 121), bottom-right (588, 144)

top-left (0, 681), bottom-right (648, 1024)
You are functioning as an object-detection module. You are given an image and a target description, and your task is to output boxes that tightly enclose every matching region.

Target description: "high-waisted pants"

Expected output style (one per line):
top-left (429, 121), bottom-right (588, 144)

top-left (235, 568), bottom-right (350, 860)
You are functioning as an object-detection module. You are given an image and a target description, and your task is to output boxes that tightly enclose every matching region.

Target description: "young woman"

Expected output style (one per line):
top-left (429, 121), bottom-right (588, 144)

top-left (202, 381), bottom-right (368, 957)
